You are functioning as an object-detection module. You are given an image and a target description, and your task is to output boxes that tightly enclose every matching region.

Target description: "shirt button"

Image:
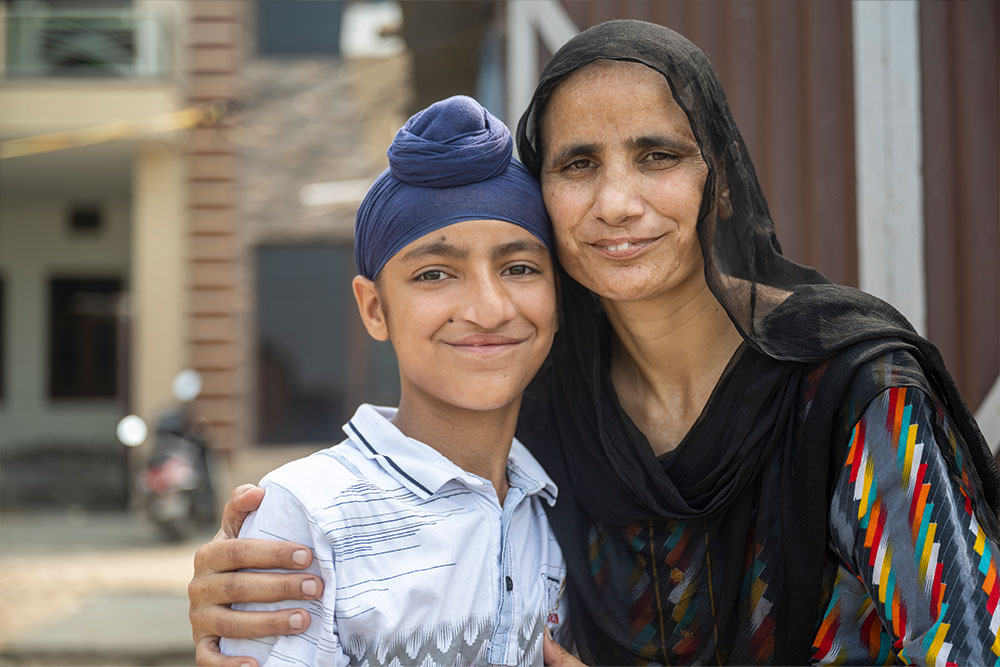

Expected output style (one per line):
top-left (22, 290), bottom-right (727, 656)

top-left (506, 576), bottom-right (513, 591)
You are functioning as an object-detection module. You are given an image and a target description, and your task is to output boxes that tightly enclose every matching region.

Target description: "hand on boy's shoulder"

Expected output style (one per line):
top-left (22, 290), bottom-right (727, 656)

top-left (543, 629), bottom-right (586, 666)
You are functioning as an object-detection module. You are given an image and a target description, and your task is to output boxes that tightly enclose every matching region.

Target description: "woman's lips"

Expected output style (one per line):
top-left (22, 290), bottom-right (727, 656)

top-left (589, 236), bottom-right (661, 259)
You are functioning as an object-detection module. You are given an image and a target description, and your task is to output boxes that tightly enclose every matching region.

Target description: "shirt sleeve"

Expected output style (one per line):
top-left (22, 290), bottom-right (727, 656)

top-left (219, 479), bottom-right (348, 667)
top-left (819, 385), bottom-right (1000, 665)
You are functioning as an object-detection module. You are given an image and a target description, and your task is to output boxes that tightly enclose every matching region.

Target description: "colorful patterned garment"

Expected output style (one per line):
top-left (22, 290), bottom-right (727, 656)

top-left (818, 385), bottom-right (998, 665)
top-left (582, 356), bottom-right (999, 665)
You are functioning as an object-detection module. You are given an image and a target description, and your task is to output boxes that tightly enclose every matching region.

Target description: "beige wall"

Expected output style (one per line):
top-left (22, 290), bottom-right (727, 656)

top-left (0, 84), bottom-right (182, 140)
top-left (131, 142), bottom-right (187, 427)
top-left (0, 195), bottom-right (131, 451)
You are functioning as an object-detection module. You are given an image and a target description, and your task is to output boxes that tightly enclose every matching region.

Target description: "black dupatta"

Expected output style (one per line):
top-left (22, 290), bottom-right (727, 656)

top-left (515, 19), bottom-right (1000, 665)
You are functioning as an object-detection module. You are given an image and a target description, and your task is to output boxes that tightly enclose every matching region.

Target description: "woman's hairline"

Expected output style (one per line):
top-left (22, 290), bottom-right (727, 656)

top-left (529, 57), bottom-right (697, 170)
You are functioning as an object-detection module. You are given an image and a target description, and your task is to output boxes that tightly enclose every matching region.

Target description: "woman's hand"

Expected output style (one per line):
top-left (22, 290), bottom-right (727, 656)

top-left (189, 484), bottom-right (324, 666)
top-left (543, 630), bottom-right (587, 666)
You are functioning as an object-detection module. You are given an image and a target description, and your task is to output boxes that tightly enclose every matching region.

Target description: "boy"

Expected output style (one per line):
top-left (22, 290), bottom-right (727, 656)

top-left (220, 96), bottom-right (568, 666)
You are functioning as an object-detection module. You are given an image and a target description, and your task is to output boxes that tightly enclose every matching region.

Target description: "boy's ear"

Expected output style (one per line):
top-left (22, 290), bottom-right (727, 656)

top-left (352, 275), bottom-right (389, 342)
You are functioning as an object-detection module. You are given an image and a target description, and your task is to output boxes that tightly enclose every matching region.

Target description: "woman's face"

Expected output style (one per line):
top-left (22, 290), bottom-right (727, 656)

top-left (539, 60), bottom-right (709, 303)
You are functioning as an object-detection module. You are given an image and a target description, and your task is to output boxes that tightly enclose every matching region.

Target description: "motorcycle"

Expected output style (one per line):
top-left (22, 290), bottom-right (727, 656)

top-left (116, 370), bottom-right (218, 541)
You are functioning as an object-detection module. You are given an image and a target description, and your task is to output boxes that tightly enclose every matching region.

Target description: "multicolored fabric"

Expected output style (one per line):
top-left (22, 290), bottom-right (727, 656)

top-left (573, 353), bottom-right (999, 665)
top-left (584, 517), bottom-right (783, 665)
top-left (817, 384), bottom-right (999, 665)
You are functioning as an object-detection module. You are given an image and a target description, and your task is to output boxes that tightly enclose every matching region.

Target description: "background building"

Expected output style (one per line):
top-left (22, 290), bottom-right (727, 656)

top-left (0, 0), bottom-right (996, 510)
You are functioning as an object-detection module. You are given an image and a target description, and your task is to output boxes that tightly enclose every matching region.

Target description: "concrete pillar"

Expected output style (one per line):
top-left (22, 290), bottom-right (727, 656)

top-left (852, 0), bottom-right (926, 335)
top-left (131, 141), bottom-right (186, 424)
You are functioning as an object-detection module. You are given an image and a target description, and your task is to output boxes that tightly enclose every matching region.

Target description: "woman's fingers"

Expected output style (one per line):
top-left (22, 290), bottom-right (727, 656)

top-left (193, 537), bottom-right (315, 576)
top-left (218, 484), bottom-right (266, 540)
top-left (195, 634), bottom-right (259, 667)
top-left (193, 604), bottom-right (312, 642)
top-left (190, 570), bottom-right (323, 606)
top-left (543, 631), bottom-right (586, 666)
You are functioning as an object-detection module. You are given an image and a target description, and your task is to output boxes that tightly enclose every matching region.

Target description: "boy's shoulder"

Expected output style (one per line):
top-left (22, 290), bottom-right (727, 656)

top-left (258, 439), bottom-right (378, 514)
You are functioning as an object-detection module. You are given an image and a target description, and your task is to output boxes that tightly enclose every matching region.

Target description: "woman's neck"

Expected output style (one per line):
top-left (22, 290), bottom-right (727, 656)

top-left (392, 395), bottom-right (518, 504)
top-left (601, 280), bottom-right (744, 455)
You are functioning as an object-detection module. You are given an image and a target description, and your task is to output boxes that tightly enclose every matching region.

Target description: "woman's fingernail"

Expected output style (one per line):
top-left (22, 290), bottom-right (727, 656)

top-left (292, 549), bottom-right (309, 566)
top-left (301, 579), bottom-right (318, 597)
top-left (290, 612), bottom-right (304, 630)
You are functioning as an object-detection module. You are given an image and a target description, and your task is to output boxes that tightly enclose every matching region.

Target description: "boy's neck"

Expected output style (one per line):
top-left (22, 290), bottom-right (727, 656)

top-left (391, 395), bottom-right (520, 505)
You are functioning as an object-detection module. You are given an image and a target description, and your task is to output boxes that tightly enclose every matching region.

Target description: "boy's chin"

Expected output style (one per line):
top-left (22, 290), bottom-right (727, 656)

top-left (436, 390), bottom-right (524, 414)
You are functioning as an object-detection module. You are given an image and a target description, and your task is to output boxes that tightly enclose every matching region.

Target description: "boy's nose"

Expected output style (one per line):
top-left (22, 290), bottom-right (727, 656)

top-left (459, 274), bottom-right (517, 329)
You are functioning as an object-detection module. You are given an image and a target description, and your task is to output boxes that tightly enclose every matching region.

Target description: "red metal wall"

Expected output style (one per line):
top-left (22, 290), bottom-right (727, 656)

top-left (920, 0), bottom-right (998, 411)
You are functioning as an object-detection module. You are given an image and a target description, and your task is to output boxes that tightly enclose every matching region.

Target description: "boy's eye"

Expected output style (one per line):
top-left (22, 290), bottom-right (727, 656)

top-left (504, 264), bottom-right (537, 277)
top-left (415, 269), bottom-right (447, 282)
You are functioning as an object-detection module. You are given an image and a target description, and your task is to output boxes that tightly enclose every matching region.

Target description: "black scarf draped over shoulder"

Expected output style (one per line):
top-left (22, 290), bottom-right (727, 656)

top-left (514, 19), bottom-right (1000, 665)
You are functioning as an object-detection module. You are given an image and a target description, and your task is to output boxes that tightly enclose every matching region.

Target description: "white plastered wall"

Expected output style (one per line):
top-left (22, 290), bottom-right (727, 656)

top-left (0, 194), bottom-right (131, 451)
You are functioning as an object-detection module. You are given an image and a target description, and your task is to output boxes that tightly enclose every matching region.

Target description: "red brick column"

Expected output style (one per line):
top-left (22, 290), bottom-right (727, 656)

top-left (186, 0), bottom-right (245, 452)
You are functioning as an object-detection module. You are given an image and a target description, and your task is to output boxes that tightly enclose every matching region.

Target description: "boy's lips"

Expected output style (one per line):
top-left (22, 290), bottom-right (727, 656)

top-left (445, 334), bottom-right (527, 355)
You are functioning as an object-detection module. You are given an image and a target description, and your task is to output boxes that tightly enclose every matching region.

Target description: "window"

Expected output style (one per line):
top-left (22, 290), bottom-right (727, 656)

top-left (257, 0), bottom-right (344, 57)
top-left (49, 277), bottom-right (124, 399)
top-left (256, 244), bottom-right (398, 444)
top-left (5, 0), bottom-right (150, 79)
top-left (69, 203), bottom-right (102, 235)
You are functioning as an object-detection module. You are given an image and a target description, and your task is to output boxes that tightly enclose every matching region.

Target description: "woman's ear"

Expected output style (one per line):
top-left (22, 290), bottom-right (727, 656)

top-left (352, 275), bottom-right (389, 342)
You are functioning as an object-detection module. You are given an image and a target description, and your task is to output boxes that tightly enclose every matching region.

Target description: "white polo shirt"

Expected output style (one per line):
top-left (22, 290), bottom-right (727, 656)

top-left (221, 404), bottom-right (569, 667)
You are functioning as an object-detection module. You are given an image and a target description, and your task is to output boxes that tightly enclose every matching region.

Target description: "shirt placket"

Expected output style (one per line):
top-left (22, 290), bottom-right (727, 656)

top-left (487, 484), bottom-right (527, 665)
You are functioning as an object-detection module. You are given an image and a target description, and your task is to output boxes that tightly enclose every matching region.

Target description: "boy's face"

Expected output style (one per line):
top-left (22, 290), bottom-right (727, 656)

top-left (353, 219), bottom-right (557, 414)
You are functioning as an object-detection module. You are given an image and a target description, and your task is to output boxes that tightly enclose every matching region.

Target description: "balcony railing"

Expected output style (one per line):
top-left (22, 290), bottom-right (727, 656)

top-left (4, 7), bottom-right (172, 79)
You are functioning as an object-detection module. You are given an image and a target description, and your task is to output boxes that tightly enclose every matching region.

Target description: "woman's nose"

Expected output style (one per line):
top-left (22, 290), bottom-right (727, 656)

top-left (593, 167), bottom-right (644, 226)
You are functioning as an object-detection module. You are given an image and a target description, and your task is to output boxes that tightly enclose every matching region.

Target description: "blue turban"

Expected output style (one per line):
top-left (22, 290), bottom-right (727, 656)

top-left (354, 95), bottom-right (552, 279)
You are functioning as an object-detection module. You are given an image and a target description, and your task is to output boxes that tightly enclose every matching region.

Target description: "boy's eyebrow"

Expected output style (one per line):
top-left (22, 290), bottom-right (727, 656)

top-left (492, 239), bottom-right (548, 260)
top-left (400, 240), bottom-right (468, 263)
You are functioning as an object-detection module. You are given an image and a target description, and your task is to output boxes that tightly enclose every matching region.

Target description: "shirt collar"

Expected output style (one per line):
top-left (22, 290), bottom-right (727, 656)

top-left (343, 404), bottom-right (558, 504)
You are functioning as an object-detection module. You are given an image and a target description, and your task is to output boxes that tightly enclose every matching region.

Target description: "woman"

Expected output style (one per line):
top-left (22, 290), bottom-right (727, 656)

top-left (190, 20), bottom-right (1000, 665)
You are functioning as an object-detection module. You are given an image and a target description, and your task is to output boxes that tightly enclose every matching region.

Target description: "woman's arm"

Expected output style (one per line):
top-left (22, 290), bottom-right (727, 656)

top-left (219, 480), bottom-right (344, 666)
top-left (818, 385), bottom-right (999, 665)
top-left (189, 484), bottom-right (325, 666)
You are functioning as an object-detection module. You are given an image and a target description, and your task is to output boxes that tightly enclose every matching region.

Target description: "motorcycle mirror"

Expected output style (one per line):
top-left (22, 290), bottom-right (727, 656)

top-left (172, 369), bottom-right (202, 403)
top-left (116, 415), bottom-right (148, 447)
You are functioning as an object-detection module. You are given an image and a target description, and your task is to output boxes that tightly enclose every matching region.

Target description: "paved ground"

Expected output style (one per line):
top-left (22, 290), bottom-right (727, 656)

top-left (0, 509), bottom-right (213, 666)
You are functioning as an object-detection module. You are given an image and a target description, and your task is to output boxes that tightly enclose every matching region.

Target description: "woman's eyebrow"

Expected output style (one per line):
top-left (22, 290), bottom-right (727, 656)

top-left (492, 239), bottom-right (548, 260)
top-left (548, 143), bottom-right (598, 169)
top-left (627, 134), bottom-right (698, 153)
top-left (400, 240), bottom-right (468, 263)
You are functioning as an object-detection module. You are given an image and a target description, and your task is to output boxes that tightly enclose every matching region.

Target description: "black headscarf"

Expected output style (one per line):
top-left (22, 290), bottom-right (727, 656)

top-left (515, 19), bottom-right (1000, 665)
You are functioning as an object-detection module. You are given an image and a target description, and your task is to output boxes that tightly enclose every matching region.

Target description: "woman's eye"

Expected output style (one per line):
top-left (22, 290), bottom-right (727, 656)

top-left (504, 264), bottom-right (537, 277)
top-left (564, 158), bottom-right (595, 172)
top-left (642, 151), bottom-right (679, 164)
top-left (415, 270), bottom-right (446, 282)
